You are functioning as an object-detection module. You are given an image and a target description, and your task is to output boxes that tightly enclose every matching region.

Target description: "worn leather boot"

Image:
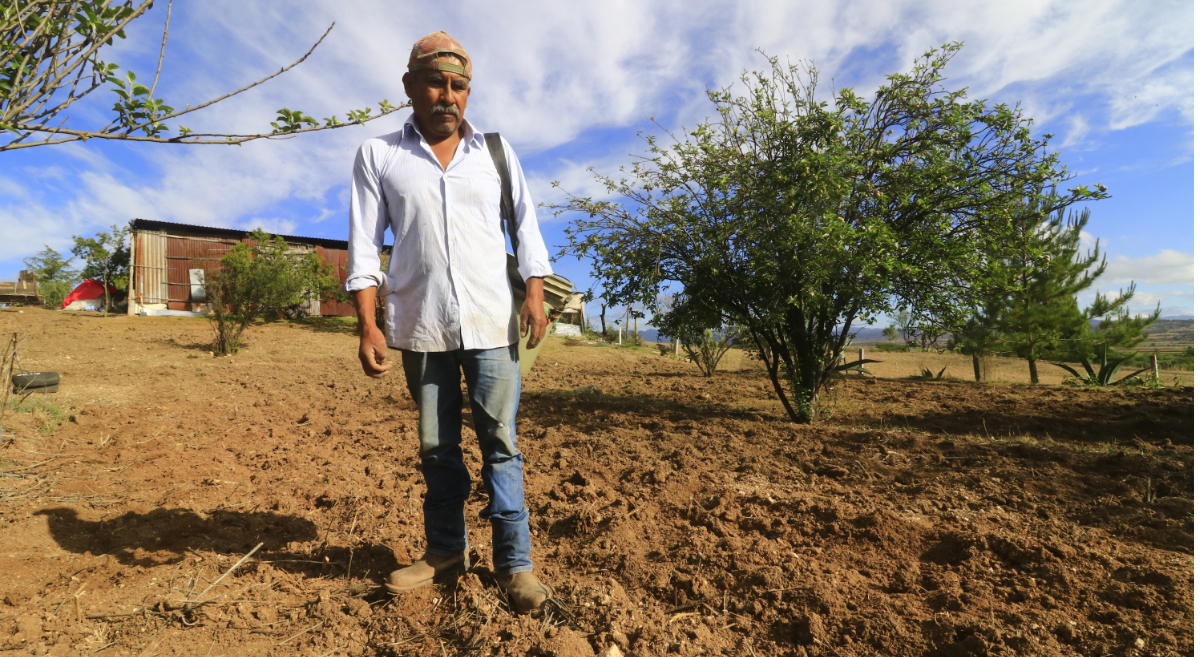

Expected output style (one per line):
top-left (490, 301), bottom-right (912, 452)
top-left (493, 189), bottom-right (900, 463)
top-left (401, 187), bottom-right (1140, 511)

top-left (385, 551), bottom-right (469, 594)
top-left (495, 572), bottom-right (554, 614)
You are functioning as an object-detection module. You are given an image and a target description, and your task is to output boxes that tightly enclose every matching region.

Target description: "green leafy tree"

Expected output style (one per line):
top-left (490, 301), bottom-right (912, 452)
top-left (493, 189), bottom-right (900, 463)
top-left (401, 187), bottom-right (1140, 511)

top-left (553, 44), bottom-right (1103, 423)
top-left (915, 317), bottom-right (951, 352)
top-left (205, 229), bottom-right (342, 355)
top-left (70, 223), bottom-right (128, 314)
top-left (22, 244), bottom-right (78, 308)
top-left (887, 309), bottom-right (919, 349)
top-left (947, 316), bottom-right (1002, 382)
top-left (990, 195), bottom-right (1106, 383)
top-left (1, 1), bottom-right (403, 151)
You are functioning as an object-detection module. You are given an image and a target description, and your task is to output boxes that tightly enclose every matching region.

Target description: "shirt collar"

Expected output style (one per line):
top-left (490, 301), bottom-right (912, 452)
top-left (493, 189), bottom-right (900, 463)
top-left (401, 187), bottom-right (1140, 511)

top-left (402, 112), bottom-right (482, 149)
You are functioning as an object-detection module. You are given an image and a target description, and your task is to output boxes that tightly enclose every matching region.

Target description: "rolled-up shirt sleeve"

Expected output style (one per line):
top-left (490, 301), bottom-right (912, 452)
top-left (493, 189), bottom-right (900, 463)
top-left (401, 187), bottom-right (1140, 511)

top-left (502, 136), bottom-right (553, 282)
top-left (344, 141), bottom-right (390, 295)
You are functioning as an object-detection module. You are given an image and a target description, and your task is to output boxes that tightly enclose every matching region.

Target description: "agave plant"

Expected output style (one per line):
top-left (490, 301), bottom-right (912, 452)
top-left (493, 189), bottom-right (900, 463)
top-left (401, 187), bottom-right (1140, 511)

top-left (1049, 347), bottom-right (1150, 387)
top-left (919, 365), bottom-right (949, 380)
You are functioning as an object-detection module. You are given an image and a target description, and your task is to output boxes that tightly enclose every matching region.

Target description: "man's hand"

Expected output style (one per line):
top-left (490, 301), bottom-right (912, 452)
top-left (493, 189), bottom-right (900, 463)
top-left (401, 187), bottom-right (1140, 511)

top-left (359, 326), bottom-right (391, 378)
top-left (520, 277), bottom-right (547, 349)
top-left (355, 287), bottom-right (391, 378)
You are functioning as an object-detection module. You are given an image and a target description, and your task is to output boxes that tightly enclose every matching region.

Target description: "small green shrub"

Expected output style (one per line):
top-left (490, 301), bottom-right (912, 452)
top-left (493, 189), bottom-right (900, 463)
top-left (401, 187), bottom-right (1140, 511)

top-left (1123, 350), bottom-right (1193, 372)
top-left (7, 397), bottom-right (66, 434)
top-left (872, 343), bottom-right (910, 353)
top-left (206, 229), bottom-right (344, 355)
top-left (670, 327), bottom-right (740, 376)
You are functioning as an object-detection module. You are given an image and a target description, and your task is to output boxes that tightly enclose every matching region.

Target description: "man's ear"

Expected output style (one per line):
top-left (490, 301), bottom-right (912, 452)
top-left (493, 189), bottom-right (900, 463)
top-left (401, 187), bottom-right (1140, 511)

top-left (401, 72), bottom-right (413, 99)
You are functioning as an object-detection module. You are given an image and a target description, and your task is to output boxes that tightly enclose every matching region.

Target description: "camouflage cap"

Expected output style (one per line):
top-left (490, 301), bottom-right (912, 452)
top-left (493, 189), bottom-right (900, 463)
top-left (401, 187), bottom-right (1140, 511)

top-left (408, 31), bottom-right (472, 80)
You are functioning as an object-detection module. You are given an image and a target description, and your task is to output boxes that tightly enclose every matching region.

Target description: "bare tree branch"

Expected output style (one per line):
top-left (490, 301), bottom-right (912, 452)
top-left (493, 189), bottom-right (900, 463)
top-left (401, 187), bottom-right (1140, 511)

top-left (1, 103), bottom-right (408, 149)
top-left (147, 0), bottom-right (171, 100)
top-left (2, 4), bottom-right (401, 152)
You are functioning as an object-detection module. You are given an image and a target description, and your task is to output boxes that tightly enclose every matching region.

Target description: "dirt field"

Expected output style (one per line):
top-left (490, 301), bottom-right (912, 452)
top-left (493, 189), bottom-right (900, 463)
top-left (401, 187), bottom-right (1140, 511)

top-left (855, 350), bottom-right (1194, 388)
top-left (0, 309), bottom-right (1193, 657)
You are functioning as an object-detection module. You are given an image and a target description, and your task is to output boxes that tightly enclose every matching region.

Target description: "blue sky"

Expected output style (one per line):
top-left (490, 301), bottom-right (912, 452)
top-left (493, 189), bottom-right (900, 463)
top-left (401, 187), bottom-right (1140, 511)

top-left (2, 0), bottom-right (1193, 318)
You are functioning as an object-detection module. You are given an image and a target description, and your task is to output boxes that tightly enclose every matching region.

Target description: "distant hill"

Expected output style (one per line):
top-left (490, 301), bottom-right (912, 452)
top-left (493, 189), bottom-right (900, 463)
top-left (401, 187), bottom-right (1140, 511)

top-left (632, 318), bottom-right (1192, 348)
top-left (1144, 319), bottom-right (1193, 349)
top-left (638, 325), bottom-right (892, 345)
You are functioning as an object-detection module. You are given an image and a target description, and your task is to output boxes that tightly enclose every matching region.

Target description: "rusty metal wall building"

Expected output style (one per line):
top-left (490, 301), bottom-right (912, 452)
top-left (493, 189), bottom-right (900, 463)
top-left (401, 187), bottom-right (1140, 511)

top-left (132, 229), bottom-right (169, 305)
top-left (129, 218), bottom-right (371, 316)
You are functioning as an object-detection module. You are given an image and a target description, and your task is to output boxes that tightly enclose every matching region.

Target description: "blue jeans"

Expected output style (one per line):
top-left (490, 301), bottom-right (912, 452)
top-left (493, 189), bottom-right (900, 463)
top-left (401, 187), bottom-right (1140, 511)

top-left (398, 344), bottom-right (532, 575)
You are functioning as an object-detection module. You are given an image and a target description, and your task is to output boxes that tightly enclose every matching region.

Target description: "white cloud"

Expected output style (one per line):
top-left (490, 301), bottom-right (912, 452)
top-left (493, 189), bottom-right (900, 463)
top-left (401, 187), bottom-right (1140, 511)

top-left (1098, 250), bottom-right (1194, 286)
top-left (138, 0), bottom-right (1196, 154)
top-left (1082, 249), bottom-right (1194, 318)
top-left (239, 217), bottom-right (300, 236)
top-left (527, 157), bottom-right (627, 222)
top-left (1092, 288), bottom-right (1192, 318)
top-left (1078, 230), bottom-right (1108, 251)
top-left (0, 0), bottom-right (1191, 277)
top-left (0, 176), bottom-right (30, 201)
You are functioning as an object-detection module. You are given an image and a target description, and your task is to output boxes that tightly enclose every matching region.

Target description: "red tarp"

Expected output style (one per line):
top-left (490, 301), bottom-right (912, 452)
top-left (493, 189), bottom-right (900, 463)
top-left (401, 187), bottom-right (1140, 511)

top-left (62, 279), bottom-right (120, 309)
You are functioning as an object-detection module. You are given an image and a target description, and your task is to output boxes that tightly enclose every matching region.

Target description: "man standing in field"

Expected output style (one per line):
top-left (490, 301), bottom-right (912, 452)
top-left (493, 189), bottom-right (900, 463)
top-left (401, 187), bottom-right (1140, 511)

top-left (344, 31), bottom-right (554, 614)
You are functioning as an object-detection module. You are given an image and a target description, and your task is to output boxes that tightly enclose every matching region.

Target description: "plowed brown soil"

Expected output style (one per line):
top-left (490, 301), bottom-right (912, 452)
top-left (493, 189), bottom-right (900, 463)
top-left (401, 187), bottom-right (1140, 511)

top-left (0, 309), bottom-right (1193, 657)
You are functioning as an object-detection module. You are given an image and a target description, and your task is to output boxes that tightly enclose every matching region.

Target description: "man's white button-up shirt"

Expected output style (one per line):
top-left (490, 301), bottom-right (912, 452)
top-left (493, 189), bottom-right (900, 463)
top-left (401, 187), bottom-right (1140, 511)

top-left (344, 114), bottom-right (553, 352)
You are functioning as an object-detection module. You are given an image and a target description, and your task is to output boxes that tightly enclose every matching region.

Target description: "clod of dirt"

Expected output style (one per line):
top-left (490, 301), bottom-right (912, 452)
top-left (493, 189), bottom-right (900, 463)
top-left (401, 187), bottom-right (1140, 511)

top-left (532, 627), bottom-right (596, 657)
top-left (888, 563), bottom-right (921, 593)
top-left (815, 464), bottom-right (849, 479)
top-left (598, 645), bottom-right (624, 657)
top-left (13, 616), bottom-right (41, 643)
top-left (345, 598), bottom-right (371, 617)
top-left (795, 612), bottom-right (826, 645)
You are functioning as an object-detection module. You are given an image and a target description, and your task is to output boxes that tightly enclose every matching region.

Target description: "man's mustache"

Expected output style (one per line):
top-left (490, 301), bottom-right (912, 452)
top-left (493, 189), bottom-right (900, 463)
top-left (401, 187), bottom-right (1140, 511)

top-left (430, 103), bottom-right (460, 119)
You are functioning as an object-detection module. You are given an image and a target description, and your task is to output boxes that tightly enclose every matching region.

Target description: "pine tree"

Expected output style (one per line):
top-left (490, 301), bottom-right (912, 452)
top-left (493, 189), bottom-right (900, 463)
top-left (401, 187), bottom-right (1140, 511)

top-left (993, 195), bottom-right (1106, 384)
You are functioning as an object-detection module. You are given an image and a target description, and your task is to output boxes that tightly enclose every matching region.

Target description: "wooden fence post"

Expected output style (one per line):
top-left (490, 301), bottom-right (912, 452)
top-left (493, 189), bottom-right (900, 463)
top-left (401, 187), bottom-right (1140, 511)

top-left (618, 327), bottom-right (623, 346)
top-left (858, 348), bottom-right (865, 363)
top-left (1151, 353), bottom-right (1160, 382)
top-left (674, 338), bottom-right (680, 356)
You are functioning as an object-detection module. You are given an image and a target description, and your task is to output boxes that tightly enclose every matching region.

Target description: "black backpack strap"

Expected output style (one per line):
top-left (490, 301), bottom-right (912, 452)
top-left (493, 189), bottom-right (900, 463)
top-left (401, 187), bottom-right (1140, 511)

top-left (483, 132), bottom-right (519, 266)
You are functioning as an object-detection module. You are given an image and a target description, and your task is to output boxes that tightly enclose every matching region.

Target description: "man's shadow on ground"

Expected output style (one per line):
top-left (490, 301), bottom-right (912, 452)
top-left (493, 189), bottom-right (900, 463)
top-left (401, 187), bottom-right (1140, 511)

top-left (34, 507), bottom-right (400, 581)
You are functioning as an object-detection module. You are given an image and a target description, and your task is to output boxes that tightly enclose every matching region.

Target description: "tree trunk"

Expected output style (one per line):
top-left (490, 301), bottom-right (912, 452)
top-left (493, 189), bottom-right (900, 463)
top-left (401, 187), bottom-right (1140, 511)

top-left (747, 326), bottom-right (808, 424)
top-left (599, 304), bottom-right (607, 338)
top-left (765, 354), bottom-right (807, 423)
top-left (972, 354), bottom-right (982, 382)
top-left (1027, 357), bottom-right (1039, 384)
top-left (102, 266), bottom-right (110, 317)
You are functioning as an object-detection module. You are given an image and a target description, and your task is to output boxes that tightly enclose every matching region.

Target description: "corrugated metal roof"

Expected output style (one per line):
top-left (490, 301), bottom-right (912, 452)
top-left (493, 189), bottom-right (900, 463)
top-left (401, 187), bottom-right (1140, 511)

top-left (129, 218), bottom-right (379, 251)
